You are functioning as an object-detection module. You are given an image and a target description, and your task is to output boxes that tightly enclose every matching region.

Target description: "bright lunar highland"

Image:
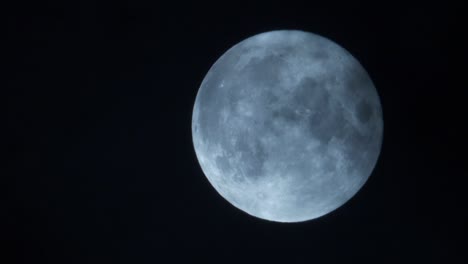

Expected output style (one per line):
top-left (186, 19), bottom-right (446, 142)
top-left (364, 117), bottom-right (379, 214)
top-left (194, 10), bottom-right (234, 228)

top-left (192, 30), bottom-right (383, 222)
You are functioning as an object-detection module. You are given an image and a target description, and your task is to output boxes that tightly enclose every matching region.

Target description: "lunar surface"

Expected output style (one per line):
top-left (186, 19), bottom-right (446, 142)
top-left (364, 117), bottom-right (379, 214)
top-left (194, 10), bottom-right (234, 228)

top-left (192, 30), bottom-right (383, 222)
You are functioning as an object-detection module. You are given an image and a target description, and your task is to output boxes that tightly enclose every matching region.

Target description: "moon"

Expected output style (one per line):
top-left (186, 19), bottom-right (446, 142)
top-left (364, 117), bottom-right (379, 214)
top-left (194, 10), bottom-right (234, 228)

top-left (192, 30), bottom-right (383, 222)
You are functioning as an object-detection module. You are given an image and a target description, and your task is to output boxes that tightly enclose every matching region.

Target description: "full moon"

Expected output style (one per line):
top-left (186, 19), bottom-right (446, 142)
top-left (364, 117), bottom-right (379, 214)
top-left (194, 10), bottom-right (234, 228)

top-left (192, 30), bottom-right (383, 222)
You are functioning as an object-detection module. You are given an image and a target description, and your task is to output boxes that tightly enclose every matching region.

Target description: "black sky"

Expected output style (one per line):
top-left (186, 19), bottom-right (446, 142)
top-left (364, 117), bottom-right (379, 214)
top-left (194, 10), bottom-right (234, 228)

top-left (6, 1), bottom-right (466, 263)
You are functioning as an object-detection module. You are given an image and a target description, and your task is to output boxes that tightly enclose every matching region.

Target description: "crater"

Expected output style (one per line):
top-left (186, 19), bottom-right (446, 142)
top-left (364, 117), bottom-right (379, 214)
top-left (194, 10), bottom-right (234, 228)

top-left (256, 192), bottom-right (266, 199)
top-left (233, 135), bottom-right (267, 180)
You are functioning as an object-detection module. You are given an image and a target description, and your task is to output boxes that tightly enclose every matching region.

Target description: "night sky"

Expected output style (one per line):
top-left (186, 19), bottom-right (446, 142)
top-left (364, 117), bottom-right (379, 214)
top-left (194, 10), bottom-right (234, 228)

top-left (6, 1), bottom-right (466, 263)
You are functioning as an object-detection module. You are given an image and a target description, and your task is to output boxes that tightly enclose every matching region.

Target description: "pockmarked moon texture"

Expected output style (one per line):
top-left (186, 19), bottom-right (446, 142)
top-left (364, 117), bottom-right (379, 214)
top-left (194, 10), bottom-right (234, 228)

top-left (192, 30), bottom-right (383, 222)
